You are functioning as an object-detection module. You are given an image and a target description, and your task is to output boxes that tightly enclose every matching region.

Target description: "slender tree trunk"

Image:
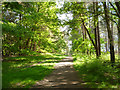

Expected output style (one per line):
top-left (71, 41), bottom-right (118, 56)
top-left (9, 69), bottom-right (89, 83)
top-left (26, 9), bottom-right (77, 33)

top-left (81, 24), bottom-right (85, 53)
top-left (118, 19), bottom-right (120, 60)
top-left (103, 2), bottom-right (115, 63)
top-left (105, 31), bottom-right (108, 52)
top-left (83, 28), bottom-right (85, 41)
top-left (93, 2), bottom-right (98, 57)
top-left (109, 2), bottom-right (120, 61)
top-left (115, 2), bottom-right (120, 60)
top-left (94, 27), bottom-right (99, 56)
top-left (19, 14), bottom-right (22, 51)
top-left (115, 2), bottom-right (120, 18)
top-left (85, 26), bottom-right (87, 39)
top-left (96, 2), bottom-right (101, 56)
top-left (111, 20), bottom-right (114, 42)
top-left (97, 21), bottom-right (101, 55)
top-left (81, 24), bottom-right (85, 41)
top-left (93, 2), bottom-right (101, 57)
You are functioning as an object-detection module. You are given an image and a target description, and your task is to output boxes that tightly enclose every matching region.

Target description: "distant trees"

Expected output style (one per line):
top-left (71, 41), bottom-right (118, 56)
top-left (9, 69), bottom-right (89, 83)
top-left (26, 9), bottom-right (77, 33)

top-left (59, 1), bottom-right (119, 63)
top-left (2, 1), bottom-right (120, 63)
top-left (93, 2), bottom-right (101, 57)
top-left (2, 2), bottom-right (67, 56)
top-left (109, 2), bottom-right (120, 60)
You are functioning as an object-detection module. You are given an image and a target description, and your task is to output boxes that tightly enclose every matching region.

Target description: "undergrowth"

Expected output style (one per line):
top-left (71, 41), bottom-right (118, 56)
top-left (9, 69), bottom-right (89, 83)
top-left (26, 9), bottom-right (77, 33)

top-left (2, 53), bottom-right (66, 88)
top-left (73, 54), bottom-right (120, 88)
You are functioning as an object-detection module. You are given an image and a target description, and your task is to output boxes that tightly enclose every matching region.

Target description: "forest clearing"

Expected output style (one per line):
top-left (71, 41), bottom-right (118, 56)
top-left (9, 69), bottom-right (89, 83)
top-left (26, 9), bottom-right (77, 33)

top-left (1, 1), bottom-right (120, 89)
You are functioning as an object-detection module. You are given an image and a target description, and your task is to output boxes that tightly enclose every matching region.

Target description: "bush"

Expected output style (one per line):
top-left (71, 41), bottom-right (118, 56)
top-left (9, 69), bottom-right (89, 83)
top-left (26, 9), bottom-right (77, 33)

top-left (73, 54), bottom-right (120, 88)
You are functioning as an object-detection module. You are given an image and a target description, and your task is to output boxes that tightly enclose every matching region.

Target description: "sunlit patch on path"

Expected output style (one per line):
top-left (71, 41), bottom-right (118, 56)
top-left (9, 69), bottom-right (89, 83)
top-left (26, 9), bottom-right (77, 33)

top-left (32, 57), bottom-right (85, 88)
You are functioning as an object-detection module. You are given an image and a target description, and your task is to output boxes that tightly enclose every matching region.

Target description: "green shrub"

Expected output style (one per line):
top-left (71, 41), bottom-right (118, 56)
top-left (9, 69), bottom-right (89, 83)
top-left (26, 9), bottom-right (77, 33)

top-left (73, 54), bottom-right (120, 88)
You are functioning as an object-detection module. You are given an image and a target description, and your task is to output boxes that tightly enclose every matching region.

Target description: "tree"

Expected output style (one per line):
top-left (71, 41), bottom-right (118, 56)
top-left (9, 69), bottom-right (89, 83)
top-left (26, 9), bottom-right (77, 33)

top-left (103, 2), bottom-right (115, 63)
top-left (93, 2), bottom-right (101, 57)
top-left (109, 2), bottom-right (120, 60)
top-left (2, 2), bottom-right (67, 56)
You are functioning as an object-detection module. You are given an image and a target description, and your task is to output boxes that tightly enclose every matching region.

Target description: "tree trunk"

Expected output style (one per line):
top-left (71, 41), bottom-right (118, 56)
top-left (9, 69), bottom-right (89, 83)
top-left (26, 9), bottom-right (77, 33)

top-left (82, 26), bottom-right (85, 41)
top-left (93, 2), bottom-right (101, 57)
top-left (97, 21), bottom-right (101, 56)
top-left (115, 2), bottom-right (120, 60)
top-left (103, 2), bottom-right (115, 63)
top-left (19, 13), bottom-right (22, 50)
top-left (105, 31), bottom-right (108, 52)
top-left (118, 18), bottom-right (120, 60)
top-left (96, 3), bottom-right (101, 56)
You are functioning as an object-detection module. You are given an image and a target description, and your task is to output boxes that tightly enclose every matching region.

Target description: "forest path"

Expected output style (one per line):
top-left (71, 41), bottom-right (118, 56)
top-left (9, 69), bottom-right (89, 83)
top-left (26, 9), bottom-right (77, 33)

top-left (32, 57), bottom-right (85, 88)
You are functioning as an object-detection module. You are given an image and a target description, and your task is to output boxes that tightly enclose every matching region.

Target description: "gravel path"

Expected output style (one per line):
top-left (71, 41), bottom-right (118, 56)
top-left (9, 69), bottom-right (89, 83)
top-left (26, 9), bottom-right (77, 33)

top-left (32, 57), bottom-right (85, 88)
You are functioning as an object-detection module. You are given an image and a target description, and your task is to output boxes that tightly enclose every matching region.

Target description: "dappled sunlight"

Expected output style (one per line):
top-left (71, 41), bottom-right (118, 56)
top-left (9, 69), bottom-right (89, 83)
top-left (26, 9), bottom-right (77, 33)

top-left (54, 57), bottom-right (74, 68)
top-left (41, 63), bottom-right (55, 66)
top-left (2, 54), bottom-right (66, 88)
top-left (60, 82), bottom-right (67, 85)
top-left (11, 79), bottom-right (34, 88)
top-left (32, 57), bottom-right (84, 88)
top-left (2, 1), bottom-right (120, 89)
top-left (3, 65), bottom-right (55, 88)
top-left (71, 81), bottom-right (79, 85)
top-left (3, 54), bottom-right (65, 69)
top-left (55, 62), bottom-right (73, 67)
top-left (73, 54), bottom-right (120, 88)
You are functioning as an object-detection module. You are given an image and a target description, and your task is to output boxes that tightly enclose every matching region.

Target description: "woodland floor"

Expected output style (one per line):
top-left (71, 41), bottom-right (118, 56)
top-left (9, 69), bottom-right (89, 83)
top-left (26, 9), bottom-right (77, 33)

top-left (32, 57), bottom-right (85, 88)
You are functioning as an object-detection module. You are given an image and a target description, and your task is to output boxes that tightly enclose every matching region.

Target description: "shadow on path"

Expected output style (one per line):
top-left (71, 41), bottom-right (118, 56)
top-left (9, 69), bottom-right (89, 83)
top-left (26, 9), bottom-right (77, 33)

top-left (32, 57), bottom-right (85, 88)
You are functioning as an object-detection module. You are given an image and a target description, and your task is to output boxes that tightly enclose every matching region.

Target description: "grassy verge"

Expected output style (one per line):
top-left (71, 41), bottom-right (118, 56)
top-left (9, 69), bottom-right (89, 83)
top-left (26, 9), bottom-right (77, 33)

top-left (73, 54), bottom-right (120, 88)
top-left (2, 53), bottom-right (66, 88)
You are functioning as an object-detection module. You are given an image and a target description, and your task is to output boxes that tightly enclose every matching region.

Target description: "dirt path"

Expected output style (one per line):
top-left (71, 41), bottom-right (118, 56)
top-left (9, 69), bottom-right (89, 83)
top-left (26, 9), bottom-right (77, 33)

top-left (32, 57), bottom-right (85, 88)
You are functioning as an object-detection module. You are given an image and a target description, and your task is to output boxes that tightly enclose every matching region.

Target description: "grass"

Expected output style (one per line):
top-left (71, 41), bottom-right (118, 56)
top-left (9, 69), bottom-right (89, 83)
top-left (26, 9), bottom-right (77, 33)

top-left (73, 53), bottom-right (120, 88)
top-left (2, 53), bottom-right (66, 88)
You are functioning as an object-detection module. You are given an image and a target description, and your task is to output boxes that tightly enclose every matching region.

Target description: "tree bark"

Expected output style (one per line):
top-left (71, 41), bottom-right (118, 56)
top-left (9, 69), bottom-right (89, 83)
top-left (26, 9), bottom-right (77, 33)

top-left (96, 2), bottom-right (101, 56)
top-left (103, 2), bottom-right (115, 63)
top-left (93, 2), bottom-right (101, 57)
top-left (97, 21), bottom-right (101, 56)
top-left (19, 14), bottom-right (22, 50)
top-left (109, 2), bottom-right (120, 60)
top-left (94, 2), bottom-right (98, 57)
top-left (114, 2), bottom-right (120, 60)
top-left (105, 31), bottom-right (108, 52)
top-left (82, 24), bottom-right (85, 41)
top-left (118, 18), bottom-right (120, 60)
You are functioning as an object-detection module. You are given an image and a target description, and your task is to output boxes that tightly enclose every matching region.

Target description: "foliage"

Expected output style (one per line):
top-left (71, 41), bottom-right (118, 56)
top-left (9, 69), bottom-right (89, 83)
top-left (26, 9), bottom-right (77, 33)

top-left (2, 2), bottom-right (67, 57)
top-left (71, 37), bottom-right (94, 53)
top-left (73, 54), bottom-right (120, 88)
top-left (2, 1), bottom-right (120, 89)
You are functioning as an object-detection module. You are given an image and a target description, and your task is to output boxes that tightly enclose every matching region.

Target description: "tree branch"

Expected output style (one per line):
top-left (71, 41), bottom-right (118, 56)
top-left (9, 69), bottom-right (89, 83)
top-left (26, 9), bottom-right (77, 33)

top-left (109, 2), bottom-right (120, 18)
top-left (81, 19), bottom-right (96, 49)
